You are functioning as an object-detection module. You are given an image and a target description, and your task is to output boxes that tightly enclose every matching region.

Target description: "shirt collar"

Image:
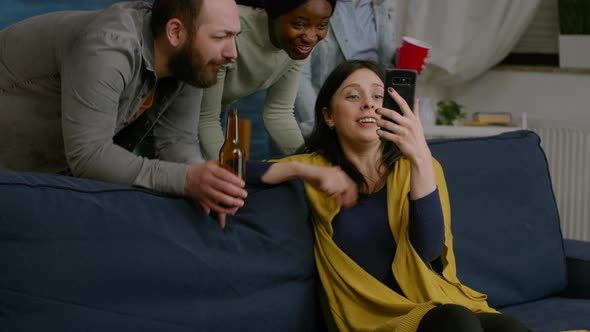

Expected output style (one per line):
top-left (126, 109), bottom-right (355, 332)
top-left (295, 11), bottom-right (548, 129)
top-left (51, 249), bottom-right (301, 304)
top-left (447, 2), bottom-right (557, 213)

top-left (140, 13), bottom-right (156, 74)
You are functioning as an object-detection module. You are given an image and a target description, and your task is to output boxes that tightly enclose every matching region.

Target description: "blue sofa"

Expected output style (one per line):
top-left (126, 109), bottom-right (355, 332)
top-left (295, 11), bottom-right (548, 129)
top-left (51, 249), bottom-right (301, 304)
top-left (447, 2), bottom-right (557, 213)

top-left (428, 130), bottom-right (590, 331)
top-left (1, 130), bottom-right (589, 331)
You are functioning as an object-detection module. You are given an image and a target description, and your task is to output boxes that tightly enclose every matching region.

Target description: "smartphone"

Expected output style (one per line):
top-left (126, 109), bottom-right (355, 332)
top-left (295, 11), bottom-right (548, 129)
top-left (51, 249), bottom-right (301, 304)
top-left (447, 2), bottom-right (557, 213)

top-left (383, 68), bottom-right (417, 114)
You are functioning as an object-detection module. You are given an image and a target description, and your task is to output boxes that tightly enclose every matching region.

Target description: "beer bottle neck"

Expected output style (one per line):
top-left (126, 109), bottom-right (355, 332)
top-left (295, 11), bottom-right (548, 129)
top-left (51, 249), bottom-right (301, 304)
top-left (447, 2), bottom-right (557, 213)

top-left (226, 108), bottom-right (239, 144)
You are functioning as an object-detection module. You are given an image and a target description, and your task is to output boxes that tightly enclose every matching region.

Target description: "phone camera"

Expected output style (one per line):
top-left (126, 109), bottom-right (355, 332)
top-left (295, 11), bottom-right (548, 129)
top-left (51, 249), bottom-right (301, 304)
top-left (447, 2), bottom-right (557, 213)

top-left (393, 77), bottom-right (412, 85)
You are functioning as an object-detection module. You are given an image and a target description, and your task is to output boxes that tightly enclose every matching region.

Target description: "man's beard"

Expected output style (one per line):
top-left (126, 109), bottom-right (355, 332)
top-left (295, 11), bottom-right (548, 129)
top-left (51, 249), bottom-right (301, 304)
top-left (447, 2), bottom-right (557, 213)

top-left (169, 41), bottom-right (219, 88)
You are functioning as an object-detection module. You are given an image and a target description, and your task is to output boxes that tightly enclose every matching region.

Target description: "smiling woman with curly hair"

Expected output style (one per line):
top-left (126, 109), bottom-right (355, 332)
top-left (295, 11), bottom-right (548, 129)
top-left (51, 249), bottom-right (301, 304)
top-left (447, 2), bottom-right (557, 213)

top-left (197, 0), bottom-right (337, 161)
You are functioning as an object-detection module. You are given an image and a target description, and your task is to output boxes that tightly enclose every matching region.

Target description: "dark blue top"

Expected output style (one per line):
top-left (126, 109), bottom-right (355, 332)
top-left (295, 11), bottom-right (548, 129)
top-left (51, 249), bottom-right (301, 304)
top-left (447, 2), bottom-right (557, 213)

top-left (332, 187), bottom-right (444, 293)
top-left (247, 161), bottom-right (445, 292)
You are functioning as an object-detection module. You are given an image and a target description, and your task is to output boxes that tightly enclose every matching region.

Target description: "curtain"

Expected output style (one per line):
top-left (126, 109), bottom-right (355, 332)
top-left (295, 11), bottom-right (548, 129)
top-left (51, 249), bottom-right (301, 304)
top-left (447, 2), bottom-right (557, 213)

top-left (394, 0), bottom-right (542, 86)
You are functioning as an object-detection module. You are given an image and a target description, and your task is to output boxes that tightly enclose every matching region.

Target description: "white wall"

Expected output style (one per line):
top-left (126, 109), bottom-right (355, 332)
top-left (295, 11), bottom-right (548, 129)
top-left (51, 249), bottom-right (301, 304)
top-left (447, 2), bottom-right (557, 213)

top-left (447, 69), bottom-right (590, 129)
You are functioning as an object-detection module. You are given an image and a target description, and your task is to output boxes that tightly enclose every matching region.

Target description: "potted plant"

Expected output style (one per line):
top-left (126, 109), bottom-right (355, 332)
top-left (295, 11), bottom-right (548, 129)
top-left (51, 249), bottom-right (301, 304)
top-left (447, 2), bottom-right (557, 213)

top-left (436, 100), bottom-right (466, 126)
top-left (558, 0), bottom-right (590, 68)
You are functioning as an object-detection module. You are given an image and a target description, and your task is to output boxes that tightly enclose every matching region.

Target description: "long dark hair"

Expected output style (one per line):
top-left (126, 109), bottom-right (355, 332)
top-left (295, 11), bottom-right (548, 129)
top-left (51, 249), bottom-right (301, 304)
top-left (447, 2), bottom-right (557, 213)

top-left (297, 60), bottom-right (403, 194)
top-left (236, 0), bottom-right (337, 19)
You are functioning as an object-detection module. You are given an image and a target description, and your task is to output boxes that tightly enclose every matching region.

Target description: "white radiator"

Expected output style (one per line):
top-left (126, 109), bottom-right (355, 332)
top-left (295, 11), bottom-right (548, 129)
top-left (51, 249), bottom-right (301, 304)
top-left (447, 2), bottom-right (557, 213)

top-left (532, 128), bottom-right (590, 241)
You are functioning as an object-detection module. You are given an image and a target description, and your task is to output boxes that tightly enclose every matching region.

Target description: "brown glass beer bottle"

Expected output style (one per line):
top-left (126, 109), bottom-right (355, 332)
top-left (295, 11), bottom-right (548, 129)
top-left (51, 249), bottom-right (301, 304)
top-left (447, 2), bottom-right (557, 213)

top-left (219, 108), bottom-right (245, 180)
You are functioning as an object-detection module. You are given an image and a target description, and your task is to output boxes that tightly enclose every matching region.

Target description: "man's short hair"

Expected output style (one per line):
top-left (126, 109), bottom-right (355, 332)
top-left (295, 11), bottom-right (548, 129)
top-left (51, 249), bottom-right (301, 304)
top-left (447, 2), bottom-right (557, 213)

top-left (150, 0), bottom-right (203, 37)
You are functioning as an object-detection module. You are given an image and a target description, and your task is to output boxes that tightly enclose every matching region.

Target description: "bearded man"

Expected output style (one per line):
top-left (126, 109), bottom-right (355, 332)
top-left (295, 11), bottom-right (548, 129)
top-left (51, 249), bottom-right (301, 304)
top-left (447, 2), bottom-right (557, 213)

top-left (0, 0), bottom-right (246, 227)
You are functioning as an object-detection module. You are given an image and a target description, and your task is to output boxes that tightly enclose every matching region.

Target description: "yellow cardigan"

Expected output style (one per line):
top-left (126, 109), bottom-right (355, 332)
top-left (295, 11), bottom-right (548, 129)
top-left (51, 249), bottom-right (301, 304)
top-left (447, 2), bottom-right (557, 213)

top-left (280, 153), bottom-right (495, 332)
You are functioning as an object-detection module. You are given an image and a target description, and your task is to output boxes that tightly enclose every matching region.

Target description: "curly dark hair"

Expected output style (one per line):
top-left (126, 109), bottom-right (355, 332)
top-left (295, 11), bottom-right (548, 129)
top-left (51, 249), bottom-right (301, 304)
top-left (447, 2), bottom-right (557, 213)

top-left (235, 0), bottom-right (265, 8)
top-left (236, 0), bottom-right (337, 20)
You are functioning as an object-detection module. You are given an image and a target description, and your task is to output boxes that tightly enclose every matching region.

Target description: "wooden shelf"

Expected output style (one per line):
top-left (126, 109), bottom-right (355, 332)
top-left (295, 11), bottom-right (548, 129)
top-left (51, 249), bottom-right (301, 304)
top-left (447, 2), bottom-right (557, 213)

top-left (424, 125), bottom-right (522, 138)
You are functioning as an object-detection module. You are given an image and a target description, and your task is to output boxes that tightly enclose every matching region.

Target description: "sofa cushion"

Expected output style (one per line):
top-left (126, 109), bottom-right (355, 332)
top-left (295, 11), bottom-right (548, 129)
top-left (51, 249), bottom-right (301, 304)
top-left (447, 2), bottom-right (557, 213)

top-left (563, 239), bottom-right (590, 298)
top-left (428, 130), bottom-right (566, 308)
top-left (0, 171), bottom-right (319, 331)
top-left (500, 297), bottom-right (590, 332)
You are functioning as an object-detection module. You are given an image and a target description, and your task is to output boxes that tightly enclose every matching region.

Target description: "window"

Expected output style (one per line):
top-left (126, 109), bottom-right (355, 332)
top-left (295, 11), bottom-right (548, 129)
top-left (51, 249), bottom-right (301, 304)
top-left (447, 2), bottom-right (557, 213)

top-left (500, 0), bottom-right (560, 66)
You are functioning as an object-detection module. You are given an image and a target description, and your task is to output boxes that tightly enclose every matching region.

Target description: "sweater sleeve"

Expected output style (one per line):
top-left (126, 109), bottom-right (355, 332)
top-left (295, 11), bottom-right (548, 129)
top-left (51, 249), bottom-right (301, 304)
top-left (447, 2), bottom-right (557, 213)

top-left (262, 61), bottom-right (305, 155)
top-left (60, 32), bottom-right (190, 196)
top-left (408, 188), bottom-right (445, 262)
top-left (198, 66), bottom-right (228, 160)
top-left (294, 59), bottom-right (317, 139)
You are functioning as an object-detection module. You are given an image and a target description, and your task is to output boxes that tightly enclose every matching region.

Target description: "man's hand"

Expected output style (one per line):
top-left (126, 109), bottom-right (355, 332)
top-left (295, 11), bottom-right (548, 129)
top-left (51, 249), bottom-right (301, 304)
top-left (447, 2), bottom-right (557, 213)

top-left (184, 160), bottom-right (247, 229)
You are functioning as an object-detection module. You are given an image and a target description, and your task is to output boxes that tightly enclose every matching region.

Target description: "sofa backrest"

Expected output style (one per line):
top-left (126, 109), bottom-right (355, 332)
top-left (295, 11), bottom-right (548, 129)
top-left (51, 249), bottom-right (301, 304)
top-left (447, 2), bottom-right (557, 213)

top-left (428, 130), bottom-right (567, 308)
top-left (0, 171), bottom-right (320, 331)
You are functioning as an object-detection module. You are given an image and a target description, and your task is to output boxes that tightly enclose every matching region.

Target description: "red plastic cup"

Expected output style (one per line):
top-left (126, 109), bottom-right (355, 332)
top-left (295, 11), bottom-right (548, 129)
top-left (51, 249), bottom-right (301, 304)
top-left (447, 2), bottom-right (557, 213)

top-left (396, 36), bottom-right (431, 74)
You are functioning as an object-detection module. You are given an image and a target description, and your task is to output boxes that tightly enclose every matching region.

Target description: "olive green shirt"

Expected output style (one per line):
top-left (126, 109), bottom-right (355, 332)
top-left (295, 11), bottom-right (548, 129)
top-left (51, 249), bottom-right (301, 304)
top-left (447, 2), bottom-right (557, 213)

top-left (198, 5), bottom-right (306, 160)
top-left (0, 2), bottom-right (204, 196)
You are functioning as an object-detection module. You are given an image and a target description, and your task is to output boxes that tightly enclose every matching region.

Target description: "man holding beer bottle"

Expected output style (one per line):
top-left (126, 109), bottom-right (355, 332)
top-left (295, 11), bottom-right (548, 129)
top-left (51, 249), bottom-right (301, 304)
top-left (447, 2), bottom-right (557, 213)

top-left (0, 0), bottom-right (245, 227)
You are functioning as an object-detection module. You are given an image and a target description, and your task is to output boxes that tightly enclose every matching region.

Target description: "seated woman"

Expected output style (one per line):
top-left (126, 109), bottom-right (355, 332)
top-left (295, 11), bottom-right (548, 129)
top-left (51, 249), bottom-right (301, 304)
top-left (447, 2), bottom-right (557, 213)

top-left (198, 0), bottom-right (336, 160)
top-left (251, 60), bottom-right (531, 332)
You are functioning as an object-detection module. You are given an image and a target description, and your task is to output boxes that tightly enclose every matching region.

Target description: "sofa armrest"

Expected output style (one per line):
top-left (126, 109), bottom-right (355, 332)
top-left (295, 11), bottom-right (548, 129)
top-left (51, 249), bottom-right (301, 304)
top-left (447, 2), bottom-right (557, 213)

top-left (562, 238), bottom-right (590, 298)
